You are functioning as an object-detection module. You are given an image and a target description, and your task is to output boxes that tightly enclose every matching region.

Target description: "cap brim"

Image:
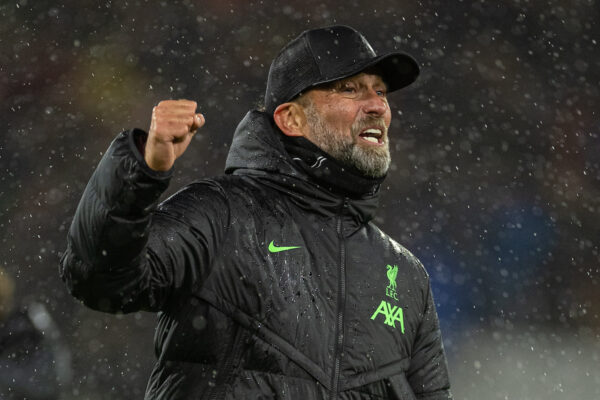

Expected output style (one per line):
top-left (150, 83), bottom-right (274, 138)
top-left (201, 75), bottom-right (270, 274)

top-left (303, 52), bottom-right (419, 95)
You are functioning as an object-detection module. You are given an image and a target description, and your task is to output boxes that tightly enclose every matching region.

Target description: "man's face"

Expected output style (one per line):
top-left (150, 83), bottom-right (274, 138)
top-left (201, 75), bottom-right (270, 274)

top-left (301, 72), bottom-right (392, 178)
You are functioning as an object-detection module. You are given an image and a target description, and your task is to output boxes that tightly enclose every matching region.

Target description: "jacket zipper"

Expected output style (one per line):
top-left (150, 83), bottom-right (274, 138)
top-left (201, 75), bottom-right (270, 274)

top-left (330, 198), bottom-right (349, 399)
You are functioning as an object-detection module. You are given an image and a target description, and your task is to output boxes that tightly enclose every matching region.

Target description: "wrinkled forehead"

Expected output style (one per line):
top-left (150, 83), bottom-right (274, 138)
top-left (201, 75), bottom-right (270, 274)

top-left (308, 70), bottom-right (387, 94)
top-left (293, 68), bottom-right (389, 106)
top-left (322, 67), bottom-right (388, 89)
top-left (340, 70), bottom-right (387, 87)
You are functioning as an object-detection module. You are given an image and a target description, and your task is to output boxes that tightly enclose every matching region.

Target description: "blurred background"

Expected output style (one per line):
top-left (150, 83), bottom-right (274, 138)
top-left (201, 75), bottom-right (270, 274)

top-left (1, 0), bottom-right (599, 398)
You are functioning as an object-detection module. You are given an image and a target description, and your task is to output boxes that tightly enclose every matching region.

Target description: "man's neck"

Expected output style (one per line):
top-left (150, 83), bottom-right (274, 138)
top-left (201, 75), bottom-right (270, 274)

top-left (282, 136), bottom-right (385, 198)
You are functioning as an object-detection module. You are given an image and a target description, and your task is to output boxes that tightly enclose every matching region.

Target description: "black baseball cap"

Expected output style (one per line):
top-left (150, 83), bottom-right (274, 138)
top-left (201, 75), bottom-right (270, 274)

top-left (264, 25), bottom-right (420, 114)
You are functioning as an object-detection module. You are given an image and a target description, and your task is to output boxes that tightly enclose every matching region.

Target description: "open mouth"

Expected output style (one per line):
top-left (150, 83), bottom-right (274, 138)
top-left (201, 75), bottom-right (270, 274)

top-left (358, 128), bottom-right (384, 145)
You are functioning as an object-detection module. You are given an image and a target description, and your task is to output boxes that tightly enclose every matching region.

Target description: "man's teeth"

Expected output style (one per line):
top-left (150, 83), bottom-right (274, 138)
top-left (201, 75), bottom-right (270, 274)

top-left (363, 136), bottom-right (379, 143)
top-left (361, 128), bottom-right (382, 143)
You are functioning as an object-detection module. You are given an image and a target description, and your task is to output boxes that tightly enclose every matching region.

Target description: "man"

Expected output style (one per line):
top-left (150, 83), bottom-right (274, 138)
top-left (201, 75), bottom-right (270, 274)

top-left (61, 25), bottom-right (452, 399)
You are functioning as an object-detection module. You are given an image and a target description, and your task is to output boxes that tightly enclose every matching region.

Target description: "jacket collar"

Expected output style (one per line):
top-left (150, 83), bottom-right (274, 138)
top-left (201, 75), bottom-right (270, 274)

top-left (224, 110), bottom-right (381, 224)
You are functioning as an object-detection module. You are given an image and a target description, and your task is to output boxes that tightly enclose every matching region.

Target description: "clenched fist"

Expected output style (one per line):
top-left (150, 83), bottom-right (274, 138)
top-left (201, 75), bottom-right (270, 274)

top-left (144, 99), bottom-right (205, 171)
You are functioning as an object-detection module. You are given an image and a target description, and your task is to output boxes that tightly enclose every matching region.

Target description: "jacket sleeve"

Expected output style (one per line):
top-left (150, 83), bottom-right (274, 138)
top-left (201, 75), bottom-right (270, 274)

top-left (59, 129), bottom-right (229, 314)
top-left (407, 279), bottom-right (453, 399)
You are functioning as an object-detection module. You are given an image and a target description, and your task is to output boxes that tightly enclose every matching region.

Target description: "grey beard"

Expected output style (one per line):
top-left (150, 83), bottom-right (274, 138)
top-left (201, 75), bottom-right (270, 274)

top-left (304, 104), bottom-right (391, 178)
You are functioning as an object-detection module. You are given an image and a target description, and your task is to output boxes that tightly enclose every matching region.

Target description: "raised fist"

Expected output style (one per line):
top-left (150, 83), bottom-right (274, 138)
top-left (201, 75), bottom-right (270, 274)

top-left (144, 99), bottom-right (205, 171)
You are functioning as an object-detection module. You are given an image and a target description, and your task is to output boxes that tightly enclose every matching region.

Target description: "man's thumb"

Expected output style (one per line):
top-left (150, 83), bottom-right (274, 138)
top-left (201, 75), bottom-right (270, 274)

top-left (190, 113), bottom-right (205, 132)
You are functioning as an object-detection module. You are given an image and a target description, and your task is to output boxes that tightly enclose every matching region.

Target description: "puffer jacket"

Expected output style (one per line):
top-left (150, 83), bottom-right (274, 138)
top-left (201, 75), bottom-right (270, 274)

top-left (60, 110), bottom-right (452, 399)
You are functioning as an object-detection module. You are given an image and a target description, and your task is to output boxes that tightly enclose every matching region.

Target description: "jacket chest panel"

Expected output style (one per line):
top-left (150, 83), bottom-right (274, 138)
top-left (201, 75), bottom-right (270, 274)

top-left (215, 207), bottom-right (345, 357)
top-left (341, 230), bottom-right (425, 374)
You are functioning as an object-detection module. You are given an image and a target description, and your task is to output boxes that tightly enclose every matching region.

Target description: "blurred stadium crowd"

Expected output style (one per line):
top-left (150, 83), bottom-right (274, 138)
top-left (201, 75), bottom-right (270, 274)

top-left (1, 0), bottom-right (598, 398)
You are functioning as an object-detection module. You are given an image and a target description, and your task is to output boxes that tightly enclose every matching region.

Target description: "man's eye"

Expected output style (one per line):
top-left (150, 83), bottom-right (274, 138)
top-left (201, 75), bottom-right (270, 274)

top-left (341, 86), bottom-right (356, 93)
top-left (376, 90), bottom-right (387, 97)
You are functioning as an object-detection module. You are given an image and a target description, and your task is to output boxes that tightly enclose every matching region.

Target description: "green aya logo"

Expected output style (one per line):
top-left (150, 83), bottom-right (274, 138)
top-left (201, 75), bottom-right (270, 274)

top-left (370, 264), bottom-right (405, 333)
top-left (370, 301), bottom-right (405, 333)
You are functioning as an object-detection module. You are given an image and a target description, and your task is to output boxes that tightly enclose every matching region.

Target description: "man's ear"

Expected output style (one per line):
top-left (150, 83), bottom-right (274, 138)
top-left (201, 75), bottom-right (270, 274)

top-left (273, 102), bottom-right (306, 137)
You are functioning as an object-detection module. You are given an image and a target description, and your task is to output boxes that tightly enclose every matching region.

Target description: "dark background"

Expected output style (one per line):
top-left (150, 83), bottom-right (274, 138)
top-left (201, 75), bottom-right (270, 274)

top-left (2, 0), bottom-right (599, 398)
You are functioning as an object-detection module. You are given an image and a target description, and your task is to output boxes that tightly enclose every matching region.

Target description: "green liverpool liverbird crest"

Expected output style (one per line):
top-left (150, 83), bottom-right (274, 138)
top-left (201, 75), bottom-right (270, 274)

top-left (386, 264), bottom-right (398, 301)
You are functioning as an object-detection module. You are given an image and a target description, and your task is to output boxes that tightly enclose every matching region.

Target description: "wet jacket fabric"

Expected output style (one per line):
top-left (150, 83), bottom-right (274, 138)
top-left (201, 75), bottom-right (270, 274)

top-left (60, 110), bottom-right (452, 399)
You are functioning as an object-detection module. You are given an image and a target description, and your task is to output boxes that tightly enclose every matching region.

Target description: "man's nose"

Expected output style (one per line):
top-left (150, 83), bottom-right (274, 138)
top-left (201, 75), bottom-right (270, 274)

top-left (362, 90), bottom-right (388, 116)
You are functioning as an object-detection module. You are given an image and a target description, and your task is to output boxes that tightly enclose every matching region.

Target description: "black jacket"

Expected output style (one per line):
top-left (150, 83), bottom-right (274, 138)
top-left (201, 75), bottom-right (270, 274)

top-left (60, 110), bottom-right (452, 399)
